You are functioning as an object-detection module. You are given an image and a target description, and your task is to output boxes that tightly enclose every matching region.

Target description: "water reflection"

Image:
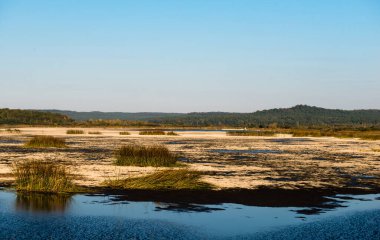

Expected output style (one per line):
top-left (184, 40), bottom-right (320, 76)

top-left (15, 193), bottom-right (72, 213)
top-left (154, 202), bottom-right (225, 213)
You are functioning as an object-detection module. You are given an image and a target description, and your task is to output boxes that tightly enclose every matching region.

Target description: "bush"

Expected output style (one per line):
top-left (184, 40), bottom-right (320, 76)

top-left (66, 129), bottom-right (84, 134)
top-left (114, 144), bottom-right (177, 167)
top-left (13, 160), bottom-right (76, 193)
top-left (25, 136), bottom-right (66, 148)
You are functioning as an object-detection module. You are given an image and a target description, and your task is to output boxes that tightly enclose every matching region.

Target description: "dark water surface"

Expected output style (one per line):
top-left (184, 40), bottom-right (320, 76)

top-left (0, 190), bottom-right (379, 239)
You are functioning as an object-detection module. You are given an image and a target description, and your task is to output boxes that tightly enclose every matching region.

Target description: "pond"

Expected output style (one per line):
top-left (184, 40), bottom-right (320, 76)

top-left (0, 190), bottom-right (379, 239)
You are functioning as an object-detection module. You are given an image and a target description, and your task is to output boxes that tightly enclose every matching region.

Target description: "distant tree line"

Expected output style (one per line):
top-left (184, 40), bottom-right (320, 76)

top-left (2, 105), bottom-right (380, 129)
top-left (0, 108), bottom-right (74, 125)
top-left (149, 105), bottom-right (380, 128)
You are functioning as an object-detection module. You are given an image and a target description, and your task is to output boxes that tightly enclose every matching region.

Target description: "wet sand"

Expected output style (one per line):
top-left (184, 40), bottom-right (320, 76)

top-left (0, 127), bottom-right (379, 192)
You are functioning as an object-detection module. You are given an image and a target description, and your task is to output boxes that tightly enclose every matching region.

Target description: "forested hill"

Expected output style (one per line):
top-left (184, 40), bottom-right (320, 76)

top-left (43, 110), bottom-right (184, 121)
top-left (0, 108), bottom-right (74, 125)
top-left (150, 105), bottom-right (380, 127)
top-left (3, 105), bottom-right (380, 127)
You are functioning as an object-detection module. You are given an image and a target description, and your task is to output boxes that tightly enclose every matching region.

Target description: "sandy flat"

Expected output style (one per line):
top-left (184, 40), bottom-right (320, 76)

top-left (0, 127), bottom-right (379, 190)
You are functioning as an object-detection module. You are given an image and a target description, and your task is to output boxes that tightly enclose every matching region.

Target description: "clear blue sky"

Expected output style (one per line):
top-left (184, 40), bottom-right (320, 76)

top-left (0, 0), bottom-right (379, 112)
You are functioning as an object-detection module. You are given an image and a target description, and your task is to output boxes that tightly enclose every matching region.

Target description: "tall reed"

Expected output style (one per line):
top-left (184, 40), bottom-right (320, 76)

top-left (114, 144), bottom-right (177, 167)
top-left (13, 160), bottom-right (76, 193)
top-left (24, 136), bottom-right (66, 148)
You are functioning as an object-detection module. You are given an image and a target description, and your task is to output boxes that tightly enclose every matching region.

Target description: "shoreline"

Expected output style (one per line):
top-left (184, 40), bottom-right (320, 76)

top-left (2, 184), bottom-right (380, 209)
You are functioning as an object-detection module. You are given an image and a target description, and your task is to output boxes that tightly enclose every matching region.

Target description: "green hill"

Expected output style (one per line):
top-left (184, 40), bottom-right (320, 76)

top-left (42, 110), bottom-right (184, 121)
top-left (0, 108), bottom-right (74, 125)
top-left (150, 105), bottom-right (380, 128)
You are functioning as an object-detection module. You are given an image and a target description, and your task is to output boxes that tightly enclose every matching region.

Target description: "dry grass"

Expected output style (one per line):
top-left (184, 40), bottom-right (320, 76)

top-left (290, 129), bottom-right (380, 140)
top-left (119, 131), bottom-right (130, 135)
top-left (139, 130), bottom-right (166, 135)
top-left (166, 131), bottom-right (179, 136)
top-left (5, 128), bottom-right (21, 134)
top-left (24, 136), bottom-right (66, 148)
top-left (13, 160), bottom-right (77, 193)
top-left (105, 169), bottom-right (212, 190)
top-left (114, 144), bottom-right (177, 167)
top-left (66, 129), bottom-right (85, 134)
top-left (88, 131), bottom-right (102, 135)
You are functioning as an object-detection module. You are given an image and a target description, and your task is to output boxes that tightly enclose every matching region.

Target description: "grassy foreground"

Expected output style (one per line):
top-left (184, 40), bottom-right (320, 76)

top-left (105, 169), bottom-right (212, 190)
top-left (24, 136), bottom-right (66, 148)
top-left (115, 145), bottom-right (177, 167)
top-left (13, 160), bottom-right (77, 193)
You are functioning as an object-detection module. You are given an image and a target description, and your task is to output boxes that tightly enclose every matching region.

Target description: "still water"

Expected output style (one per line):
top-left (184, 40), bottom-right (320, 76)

top-left (0, 189), bottom-right (379, 239)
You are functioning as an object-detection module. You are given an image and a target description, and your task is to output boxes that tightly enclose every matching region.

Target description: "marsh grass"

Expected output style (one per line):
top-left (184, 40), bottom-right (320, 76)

top-left (5, 128), bottom-right (21, 134)
top-left (119, 131), bottom-right (131, 135)
top-left (13, 160), bottom-right (76, 193)
top-left (105, 169), bottom-right (212, 190)
top-left (66, 129), bottom-right (85, 134)
top-left (25, 136), bottom-right (66, 148)
top-left (139, 130), bottom-right (166, 135)
top-left (166, 131), bottom-right (179, 136)
top-left (227, 130), bottom-right (275, 136)
top-left (88, 131), bottom-right (102, 135)
top-left (114, 144), bottom-right (177, 167)
top-left (290, 129), bottom-right (380, 140)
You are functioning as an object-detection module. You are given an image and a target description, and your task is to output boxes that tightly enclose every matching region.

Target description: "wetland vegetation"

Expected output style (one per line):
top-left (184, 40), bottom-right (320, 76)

top-left (66, 129), bottom-right (85, 134)
top-left (105, 169), bottom-right (212, 190)
top-left (24, 136), bottom-right (66, 148)
top-left (114, 144), bottom-right (178, 167)
top-left (13, 160), bottom-right (77, 193)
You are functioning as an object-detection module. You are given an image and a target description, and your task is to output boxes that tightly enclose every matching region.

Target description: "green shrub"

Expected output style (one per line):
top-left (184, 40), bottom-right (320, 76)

top-left (114, 144), bottom-right (177, 167)
top-left (25, 136), bottom-right (66, 148)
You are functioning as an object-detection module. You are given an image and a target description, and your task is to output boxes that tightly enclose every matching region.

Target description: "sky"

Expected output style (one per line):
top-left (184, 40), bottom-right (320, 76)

top-left (0, 0), bottom-right (379, 112)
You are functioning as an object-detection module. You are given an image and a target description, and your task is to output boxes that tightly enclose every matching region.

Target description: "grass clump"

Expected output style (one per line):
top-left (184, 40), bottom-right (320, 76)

top-left (66, 129), bottom-right (85, 134)
top-left (166, 131), bottom-right (179, 136)
top-left (88, 131), bottom-right (102, 135)
top-left (114, 144), bottom-right (177, 167)
top-left (13, 160), bottom-right (76, 193)
top-left (139, 130), bottom-right (166, 135)
top-left (227, 130), bottom-right (275, 136)
top-left (106, 169), bottom-right (212, 190)
top-left (25, 136), bottom-right (66, 148)
top-left (119, 131), bottom-right (131, 135)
